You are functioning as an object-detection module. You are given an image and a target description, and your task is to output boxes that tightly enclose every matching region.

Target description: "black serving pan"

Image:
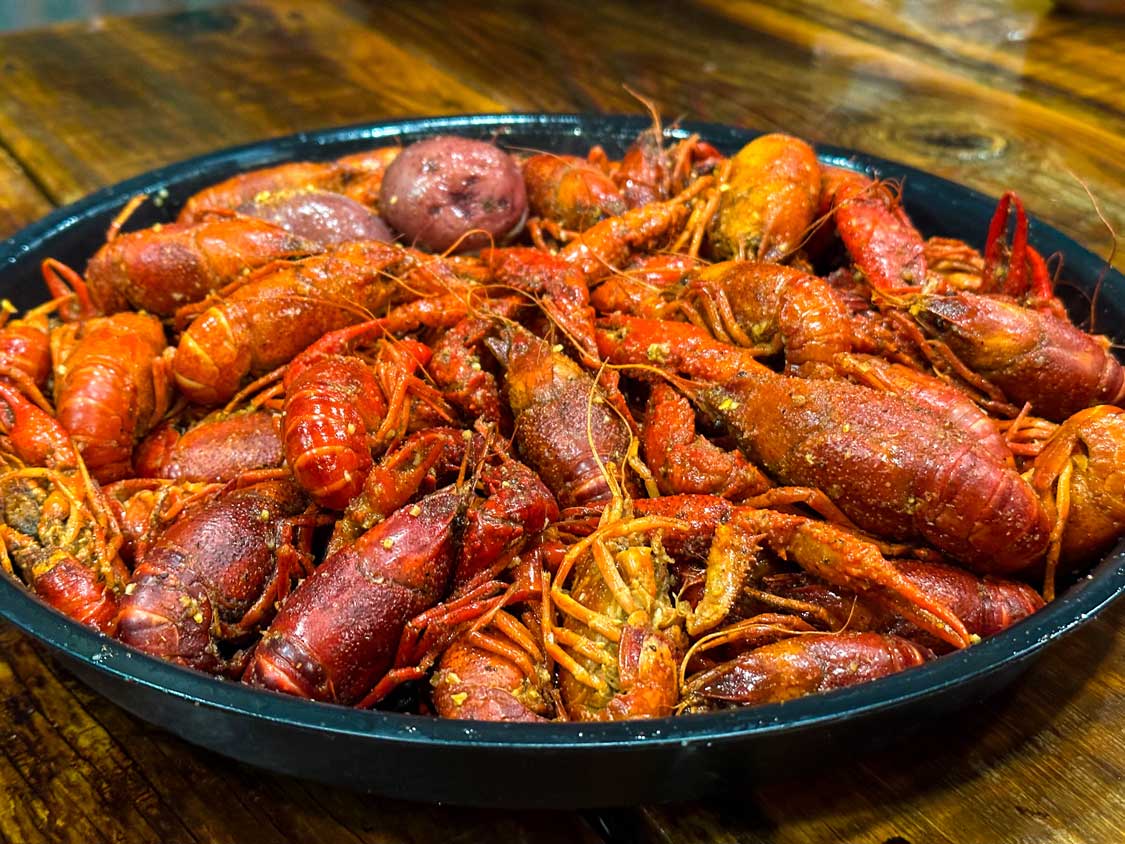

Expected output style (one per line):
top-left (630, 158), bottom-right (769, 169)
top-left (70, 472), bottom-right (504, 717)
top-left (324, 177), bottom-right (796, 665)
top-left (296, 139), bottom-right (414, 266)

top-left (1, 114), bottom-right (1123, 809)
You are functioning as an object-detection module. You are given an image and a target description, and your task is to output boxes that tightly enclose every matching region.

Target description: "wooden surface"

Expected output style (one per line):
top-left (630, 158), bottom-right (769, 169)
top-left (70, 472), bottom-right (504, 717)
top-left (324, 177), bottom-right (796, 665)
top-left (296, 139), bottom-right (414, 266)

top-left (0, 1), bottom-right (1122, 841)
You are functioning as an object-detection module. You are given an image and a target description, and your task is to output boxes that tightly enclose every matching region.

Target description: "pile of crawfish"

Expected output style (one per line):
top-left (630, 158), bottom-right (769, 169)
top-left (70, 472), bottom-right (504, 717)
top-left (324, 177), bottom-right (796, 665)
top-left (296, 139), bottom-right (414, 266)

top-left (2, 123), bottom-right (1123, 723)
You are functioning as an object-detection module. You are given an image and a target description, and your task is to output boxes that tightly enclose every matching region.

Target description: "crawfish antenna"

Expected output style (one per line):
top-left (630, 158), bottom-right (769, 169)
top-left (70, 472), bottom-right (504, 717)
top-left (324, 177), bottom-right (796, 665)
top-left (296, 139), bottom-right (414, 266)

top-left (1065, 166), bottom-right (1117, 332)
top-left (456, 427), bottom-right (491, 498)
top-left (583, 362), bottom-right (623, 504)
top-left (623, 84), bottom-right (665, 147)
top-left (606, 360), bottom-right (701, 400)
top-left (106, 194), bottom-right (149, 241)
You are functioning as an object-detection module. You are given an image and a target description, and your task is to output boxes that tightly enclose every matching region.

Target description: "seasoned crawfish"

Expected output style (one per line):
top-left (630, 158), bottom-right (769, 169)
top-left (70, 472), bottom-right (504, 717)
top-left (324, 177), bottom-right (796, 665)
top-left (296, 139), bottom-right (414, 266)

top-left (2, 122), bottom-right (1121, 726)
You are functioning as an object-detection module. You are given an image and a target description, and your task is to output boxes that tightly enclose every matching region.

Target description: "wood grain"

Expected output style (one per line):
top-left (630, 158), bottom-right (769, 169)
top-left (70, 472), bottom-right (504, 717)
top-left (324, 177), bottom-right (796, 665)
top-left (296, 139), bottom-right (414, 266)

top-left (0, 1), bottom-right (1123, 842)
top-left (0, 146), bottom-right (51, 239)
top-left (0, 2), bottom-right (499, 203)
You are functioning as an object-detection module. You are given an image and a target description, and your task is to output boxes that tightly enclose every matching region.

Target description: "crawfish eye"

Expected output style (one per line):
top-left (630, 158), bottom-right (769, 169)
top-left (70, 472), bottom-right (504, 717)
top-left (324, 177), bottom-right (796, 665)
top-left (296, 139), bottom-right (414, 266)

top-left (923, 312), bottom-right (952, 333)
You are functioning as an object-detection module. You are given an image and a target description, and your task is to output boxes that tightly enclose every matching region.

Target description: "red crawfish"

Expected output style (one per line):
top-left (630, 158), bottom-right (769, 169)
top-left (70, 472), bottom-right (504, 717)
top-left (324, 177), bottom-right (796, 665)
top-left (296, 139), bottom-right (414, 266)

top-left (595, 316), bottom-right (1051, 574)
top-left (707, 133), bottom-right (821, 262)
top-left (455, 448), bottom-right (559, 587)
top-left (903, 290), bottom-right (1125, 422)
top-left (978, 191), bottom-right (1060, 312)
top-left (321, 419), bottom-right (560, 578)
top-left (676, 261), bottom-right (855, 372)
top-left (245, 441), bottom-right (557, 706)
top-left (243, 483), bottom-right (474, 705)
top-left (683, 507), bottom-right (973, 649)
top-left (588, 253), bottom-right (700, 317)
top-left (916, 193), bottom-right (1055, 305)
top-left (885, 560), bottom-right (1042, 646)
top-left (613, 124), bottom-right (723, 210)
top-left (171, 240), bottom-right (446, 406)
top-left (116, 479), bottom-right (315, 675)
top-left (51, 311), bottom-right (171, 483)
top-left (559, 177), bottom-right (712, 284)
top-left (431, 607), bottom-right (554, 722)
top-left (643, 382), bottom-right (772, 500)
top-left (681, 631), bottom-right (930, 711)
top-left (277, 297), bottom-right (517, 517)
top-left (281, 320), bottom-right (454, 510)
top-left (428, 313), bottom-right (511, 427)
top-left (134, 409), bottom-right (284, 483)
top-left (101, 477), bottom-right (220, 566)
top-left (483, 247), bottom-right (602, 365)
top-left (0, 299), bottom-right (54, 410)
top-left (327, 426), bottom-right (476, 557)
top-left (818, 166), bottom-right (927, 290)
top-left (590, 259), bottom-right (855, 374)
top-left (176, 147), bottom-right (402, 222)
top-left (431, 541), bottom-right (560, 722)
top-left (484, 322), bottom-right (633, 509)
top-left (0, 381), bottom-right (127, 633)
top-left (741, 562), bottom-right (1043, 652)
top-left (546, 492), bottom-right (688, 721)
top-left (42, 213), bottom-right (316, 318)
top-left (522, 152), bottom-right (626, 235)
top-left (1032, 405), bottom-right (1125, 598)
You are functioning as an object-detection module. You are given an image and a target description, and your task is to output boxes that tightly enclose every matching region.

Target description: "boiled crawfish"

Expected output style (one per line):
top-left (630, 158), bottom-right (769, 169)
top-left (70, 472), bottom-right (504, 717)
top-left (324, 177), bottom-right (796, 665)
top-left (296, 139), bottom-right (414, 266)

top-left (6, 120), bottom-right (1123, 726)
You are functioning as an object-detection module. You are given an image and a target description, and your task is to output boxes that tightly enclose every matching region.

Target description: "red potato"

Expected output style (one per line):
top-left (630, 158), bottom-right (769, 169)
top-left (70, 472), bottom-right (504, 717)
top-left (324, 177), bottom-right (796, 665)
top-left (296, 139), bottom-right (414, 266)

top-left (236, 189), bottom-right (394, 247)
top-left (379, 136), bottom-right (527, 252)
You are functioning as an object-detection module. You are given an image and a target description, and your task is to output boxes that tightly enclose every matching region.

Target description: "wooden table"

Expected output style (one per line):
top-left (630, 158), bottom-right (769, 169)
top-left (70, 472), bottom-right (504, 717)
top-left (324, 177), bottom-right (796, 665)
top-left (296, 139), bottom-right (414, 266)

top-left (1, 1), bottom-right (1123, 841)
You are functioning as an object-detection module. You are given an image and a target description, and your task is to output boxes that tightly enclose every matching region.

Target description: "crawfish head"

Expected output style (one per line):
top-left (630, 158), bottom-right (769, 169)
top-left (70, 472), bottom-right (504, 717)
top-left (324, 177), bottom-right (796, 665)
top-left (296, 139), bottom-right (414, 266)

top-left (245, 483), bottom-right (471, 705)
top-left (485, 323), bottom-right (630, 509)
top-left (910, 292), bottom-right (1125, 421)
top-left (0, 465), bottom-right (127, 634)
top-left (550, 514), bottom-right (688, 721)
top-left (116, 479), bottom-right (311, 674)
top-left (908, 293), bottom-right (1034, 368)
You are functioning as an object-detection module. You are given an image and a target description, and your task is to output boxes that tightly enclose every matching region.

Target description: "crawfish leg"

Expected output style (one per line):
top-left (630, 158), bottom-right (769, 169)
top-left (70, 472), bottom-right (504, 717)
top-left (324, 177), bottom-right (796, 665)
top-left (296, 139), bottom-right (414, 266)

top-left (735, 509), bottom-right (973, 649)
top-left (645, 383), bottom-right (772, 499)
top-left (354, 579), bottom-right (509, 708)
top-left (742, 487), bottom-right (858, 529)
top-left (684, 520), bottom-right (763, 637)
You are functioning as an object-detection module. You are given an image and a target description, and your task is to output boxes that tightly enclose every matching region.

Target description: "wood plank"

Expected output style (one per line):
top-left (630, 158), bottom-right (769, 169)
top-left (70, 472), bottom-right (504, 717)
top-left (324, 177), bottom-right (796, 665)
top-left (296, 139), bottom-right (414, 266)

top-left (741, 0), bottom-right (1125, 125)
top-left (0, 633), bottom-right (127, 844)
top-left (0, 145), bottom-right (52, 238)
top-left (0, 747), bottom-right (87, 844)
top-left (0, 0), bottom-right (500, 204)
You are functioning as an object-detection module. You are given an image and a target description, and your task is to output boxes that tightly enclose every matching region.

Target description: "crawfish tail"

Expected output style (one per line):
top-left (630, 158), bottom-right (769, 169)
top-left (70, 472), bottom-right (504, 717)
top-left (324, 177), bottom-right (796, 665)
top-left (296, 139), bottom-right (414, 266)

top-left (683, 632), bottom-right (930, 708)
top-left (697, 373), bottom-right (1050, 574)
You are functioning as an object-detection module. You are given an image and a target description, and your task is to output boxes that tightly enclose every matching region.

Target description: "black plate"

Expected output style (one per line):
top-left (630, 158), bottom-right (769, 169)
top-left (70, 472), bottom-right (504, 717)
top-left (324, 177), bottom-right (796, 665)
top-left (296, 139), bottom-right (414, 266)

top-left (2, 113), bottom-right (1123, 809)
